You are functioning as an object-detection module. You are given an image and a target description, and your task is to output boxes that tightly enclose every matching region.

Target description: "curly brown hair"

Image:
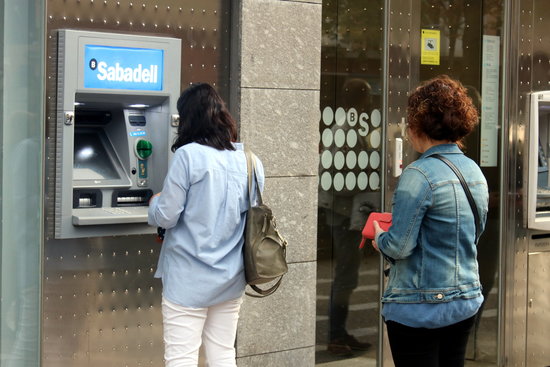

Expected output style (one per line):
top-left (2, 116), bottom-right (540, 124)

top-left (407, 75), bottom-right (479, 146)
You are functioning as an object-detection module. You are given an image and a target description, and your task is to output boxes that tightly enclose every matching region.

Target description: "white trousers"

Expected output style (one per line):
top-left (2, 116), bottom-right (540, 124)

top-left (161, 296), bottom-right (243, 367)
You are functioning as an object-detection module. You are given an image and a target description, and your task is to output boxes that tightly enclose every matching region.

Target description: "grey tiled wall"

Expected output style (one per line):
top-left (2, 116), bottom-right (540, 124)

top-left (231, 0), bottom-right (321, 365)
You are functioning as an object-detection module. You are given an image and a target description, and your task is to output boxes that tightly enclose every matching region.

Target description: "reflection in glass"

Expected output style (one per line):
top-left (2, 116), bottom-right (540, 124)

top-left (419, 1), bottom-right (503, 364)
top-left (1, 0), bottom-right (44, 365)
top-left (316, 0), bottom-right (384, 363)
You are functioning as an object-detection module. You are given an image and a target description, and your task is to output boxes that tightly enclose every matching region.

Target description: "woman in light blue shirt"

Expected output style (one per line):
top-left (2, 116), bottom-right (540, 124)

top-left (372, 76), bottom-right (489, 367)
top-left (148, 83), bottom-right (264, 367)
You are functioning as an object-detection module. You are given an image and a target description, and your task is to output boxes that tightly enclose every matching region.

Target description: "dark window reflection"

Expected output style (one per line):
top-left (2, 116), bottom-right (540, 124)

top-left (317, 0), bottom-right (503, 365)
top-left (419, 1), bottom-right (503, 364)
top-left (316, 0), bottom-right (384, 363)
top-left (73, 131), bottom-right (121, 181)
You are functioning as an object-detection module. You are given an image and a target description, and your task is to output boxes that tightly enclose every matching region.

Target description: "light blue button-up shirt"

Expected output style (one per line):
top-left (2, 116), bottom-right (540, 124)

top-left (148, 142), bottom-right (264, 308)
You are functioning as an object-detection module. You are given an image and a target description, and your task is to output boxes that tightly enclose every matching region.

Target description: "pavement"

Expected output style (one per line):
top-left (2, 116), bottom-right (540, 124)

top-left (315, 246), bottom-right (499, 366)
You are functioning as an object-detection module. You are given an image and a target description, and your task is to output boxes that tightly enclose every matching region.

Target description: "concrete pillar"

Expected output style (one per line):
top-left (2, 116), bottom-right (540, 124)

top-left (230, 0), bottom-right (322, 365)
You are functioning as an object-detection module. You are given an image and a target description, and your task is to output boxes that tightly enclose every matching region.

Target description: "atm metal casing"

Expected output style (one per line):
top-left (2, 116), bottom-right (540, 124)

top-left (528, 91), bottom-right (550, 230)
top-left (55, 30), bottom-right (181, 238)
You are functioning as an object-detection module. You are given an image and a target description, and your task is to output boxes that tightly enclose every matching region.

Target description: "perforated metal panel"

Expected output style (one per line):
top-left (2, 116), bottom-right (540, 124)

top-left (525, 2), bottom-right (550, 366)
top-left (384, 1), bottom-right (417, 210)
top-left (533, 0), bottom-right (550, 92)
top-left (46, 0), bottom-right (230, 92)
top-left (382, 4), bottom-right (417, 365)
top-left (505, 0), bottom-right (533, 366)
top-left (43, 1), bottom-right (231, 365)
top-left (43, 237), bottom-right (162, 366)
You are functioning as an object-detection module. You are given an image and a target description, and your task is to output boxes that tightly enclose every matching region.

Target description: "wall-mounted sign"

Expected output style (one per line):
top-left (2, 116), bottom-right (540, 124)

top-left (480, 35), bottom-right (500, 167)
top-left (421, 29), bottom-right (440, 65)
top-left (84, 45), bottom-right (164, 91)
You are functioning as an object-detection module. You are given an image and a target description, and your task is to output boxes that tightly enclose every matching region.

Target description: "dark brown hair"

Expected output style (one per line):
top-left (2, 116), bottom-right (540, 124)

top-left (172, 83), bottom-right (238, 152)
top-left (407, 75), bottom-right (479, 146)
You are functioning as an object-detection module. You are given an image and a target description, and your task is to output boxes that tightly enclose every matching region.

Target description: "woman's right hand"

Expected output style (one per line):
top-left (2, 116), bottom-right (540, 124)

top-left (371, 220), bottom-right (385, 251)
top-left (150, 192), bottom-right (161, 204)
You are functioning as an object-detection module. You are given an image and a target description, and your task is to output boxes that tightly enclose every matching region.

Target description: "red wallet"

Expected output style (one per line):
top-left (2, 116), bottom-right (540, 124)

top-left (359, 212), bottom-right (392, 248)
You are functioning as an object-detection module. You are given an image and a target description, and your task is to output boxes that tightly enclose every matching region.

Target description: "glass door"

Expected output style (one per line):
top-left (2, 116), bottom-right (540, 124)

top-left (316, 1), bottom-right (384, 364)
top-left (316, 0), bottom-right (504, 366)
top-left (417, 2), bottom-right (503, 365)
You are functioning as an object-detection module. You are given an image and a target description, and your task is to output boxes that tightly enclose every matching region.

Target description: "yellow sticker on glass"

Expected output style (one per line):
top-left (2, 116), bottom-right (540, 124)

top-left (421, 29), bottom-right (440, 65)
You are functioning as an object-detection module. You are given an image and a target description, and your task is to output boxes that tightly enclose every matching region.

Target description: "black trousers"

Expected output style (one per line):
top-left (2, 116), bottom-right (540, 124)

top-left (385, 315), bottom-right (476, 367)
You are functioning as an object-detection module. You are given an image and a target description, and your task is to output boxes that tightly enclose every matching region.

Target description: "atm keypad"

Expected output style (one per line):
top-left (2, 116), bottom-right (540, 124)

top-left (103, 207), bottom-right (132, 215)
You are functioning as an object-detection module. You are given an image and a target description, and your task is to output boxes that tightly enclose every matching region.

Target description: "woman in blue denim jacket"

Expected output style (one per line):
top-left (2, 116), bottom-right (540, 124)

top-left (372, 76), bottom-right (489, 367)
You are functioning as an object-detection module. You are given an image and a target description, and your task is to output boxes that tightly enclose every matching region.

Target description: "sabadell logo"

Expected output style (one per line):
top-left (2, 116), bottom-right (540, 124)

top-left (89, 58), bottom-right (159, 84)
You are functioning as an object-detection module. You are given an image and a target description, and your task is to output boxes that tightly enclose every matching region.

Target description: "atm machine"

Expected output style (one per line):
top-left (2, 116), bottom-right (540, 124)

top-left (55, 30), bottom-right (181, 238)
top-left (526, 91), bottom-right (550, 366)
top-left (528, 91), bottom-right (550, 230)
top-left (42, 30), bottom-right (181, 365)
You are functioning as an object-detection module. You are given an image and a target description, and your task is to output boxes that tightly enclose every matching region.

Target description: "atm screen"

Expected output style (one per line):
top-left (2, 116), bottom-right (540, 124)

top-left (73, 129), bottom-right (125, 183)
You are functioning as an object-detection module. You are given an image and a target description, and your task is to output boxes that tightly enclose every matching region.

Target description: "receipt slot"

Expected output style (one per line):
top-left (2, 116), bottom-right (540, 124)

top-left (55, 30), bottom-right (181, 239)
top-left (528, 91), bottom-right (550, 230)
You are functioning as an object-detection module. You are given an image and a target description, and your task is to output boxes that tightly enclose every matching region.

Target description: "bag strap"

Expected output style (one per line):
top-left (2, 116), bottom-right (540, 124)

top-left (245, 278), bottom-right (283, 298)
top-left (244, 148), bottom-right (282, 298)
top-left (244, 149), bottom-right (263, 207)
top-left (430, 154), bottom-right (481, 243)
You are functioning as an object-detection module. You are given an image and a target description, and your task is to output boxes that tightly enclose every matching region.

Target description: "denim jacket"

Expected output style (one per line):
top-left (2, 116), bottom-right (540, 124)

top-left (376, 144), bottom-right (489, 304)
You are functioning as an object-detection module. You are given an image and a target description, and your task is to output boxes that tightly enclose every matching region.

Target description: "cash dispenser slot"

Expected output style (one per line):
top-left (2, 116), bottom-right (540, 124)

top-left (73, 189), bottom-right (102, 208)
top-left (72, 189), bottom-right (153, 226)
top-left (112, 189), bottom-right (153, 207)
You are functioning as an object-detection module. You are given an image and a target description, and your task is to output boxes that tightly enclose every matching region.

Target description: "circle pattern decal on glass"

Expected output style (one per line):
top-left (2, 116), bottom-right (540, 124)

top-left (346, 151), bottom-right (357, 169)
top-left (369, 129), bottom-right (381, 149)
top-left (357, 172), bottom-right (368, 190)
top-left (334, 151), bottom-right (345, 170)
top-left (322, 106), bottom-right (334, 126)
top-left (319, 106), bottom-right (382, 193)
top-left (370, 151), bottom-right (380, 169)
top-left (358, 151), bottom-right (369, 169)
top-left (321, 171), bottom-right (332, 191)
top-left (321, 150), bottom-right (333, 169)
top-left (335, 107), bottom-right (346, 126)
top-left (345, 172), bottom-right (356, 191)
top-left (322, 128), bottom-right (333, 148)
top-left (371, 109), bottom-right (381, 127)
top-left (333, 173), bottom-right (345, 191)
top-left (369, 172), bottom-right (380, 190)
top-left (347, 130), bottom-right (358, 148)
top-left (334, 129), bottom-right (346, 148)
